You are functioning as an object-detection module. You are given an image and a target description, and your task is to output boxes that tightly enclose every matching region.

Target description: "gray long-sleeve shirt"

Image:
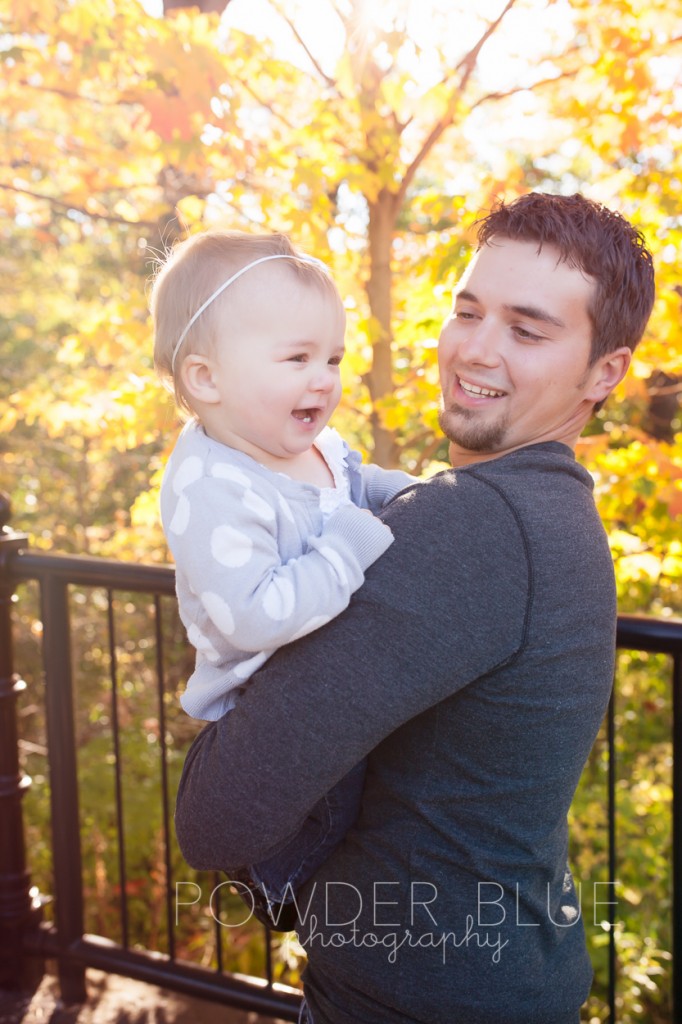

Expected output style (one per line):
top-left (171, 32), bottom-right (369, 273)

top-left (175, 441), bottom-right (616, 1024)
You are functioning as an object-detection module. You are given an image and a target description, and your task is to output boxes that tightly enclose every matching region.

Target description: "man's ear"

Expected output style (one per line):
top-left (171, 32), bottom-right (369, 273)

top-left (180, 353), bottom-right (221, 405)
top-left (585, 346), bottom-right (632, 406)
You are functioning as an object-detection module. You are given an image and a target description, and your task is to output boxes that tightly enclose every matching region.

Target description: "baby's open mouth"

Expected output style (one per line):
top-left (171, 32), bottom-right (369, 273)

top-left (292, 408), bottom-right (318, 423)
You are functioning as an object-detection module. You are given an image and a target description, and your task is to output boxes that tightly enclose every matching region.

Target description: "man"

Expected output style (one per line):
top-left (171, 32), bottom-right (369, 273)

top-left (175, 192), bottom-right (655, 1024)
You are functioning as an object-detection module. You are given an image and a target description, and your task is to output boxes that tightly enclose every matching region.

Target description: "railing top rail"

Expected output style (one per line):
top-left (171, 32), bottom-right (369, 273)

top-left (4, 547), bottom-right (175, 595)
top-left (617, 613), bottom-right (682, 655)
top-left (2, 546), bottom-right (682, 652)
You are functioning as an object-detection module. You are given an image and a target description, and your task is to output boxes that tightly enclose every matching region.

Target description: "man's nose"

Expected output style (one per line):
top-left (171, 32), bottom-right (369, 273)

top-left (455, 319), bottom-right (502, 366)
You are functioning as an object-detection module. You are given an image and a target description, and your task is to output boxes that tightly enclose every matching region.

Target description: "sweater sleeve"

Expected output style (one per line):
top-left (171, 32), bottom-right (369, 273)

top-left (167, 471), bottom-right (395, 656)
top-left (351, 462), bottom-right (415, 515)
top-left (174, 471), bottom-right (532, 870)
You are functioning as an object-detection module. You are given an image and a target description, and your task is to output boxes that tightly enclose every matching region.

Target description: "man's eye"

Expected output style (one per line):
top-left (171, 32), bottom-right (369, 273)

top-left (454, 310), bottom-right (476, 320)
top-left (514, 327), bottom-right (543, 342)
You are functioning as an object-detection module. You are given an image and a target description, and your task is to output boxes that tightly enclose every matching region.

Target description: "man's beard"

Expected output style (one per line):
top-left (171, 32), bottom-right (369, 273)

top-left (438, 402), bottom-right (509, 454)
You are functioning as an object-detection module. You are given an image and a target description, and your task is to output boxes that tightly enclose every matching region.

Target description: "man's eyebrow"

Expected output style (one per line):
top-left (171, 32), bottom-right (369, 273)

top-left (454, 288), bottom-right (567, 329)
top-left (505, 304), bottom-right (566, 329)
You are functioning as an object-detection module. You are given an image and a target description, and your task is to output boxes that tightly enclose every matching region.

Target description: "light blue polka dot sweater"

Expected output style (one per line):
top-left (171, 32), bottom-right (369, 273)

top-left (160, 420), bottom-right (413, 720)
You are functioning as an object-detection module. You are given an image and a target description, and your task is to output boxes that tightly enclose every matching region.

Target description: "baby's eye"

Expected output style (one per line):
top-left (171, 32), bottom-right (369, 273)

top-left (328, 354), bottom-right (344, 366)
top-left (288, 353), bottom-right (307, 363)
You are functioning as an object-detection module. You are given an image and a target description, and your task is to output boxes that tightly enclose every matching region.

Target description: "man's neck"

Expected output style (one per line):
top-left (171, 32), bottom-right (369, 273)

top-left (447, 445), bottom-right (503, 468)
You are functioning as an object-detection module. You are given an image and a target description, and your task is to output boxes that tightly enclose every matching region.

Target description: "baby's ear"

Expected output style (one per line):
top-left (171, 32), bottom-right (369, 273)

top-left (585, 346), bottom-right (632, 405)
top-left (180, 354), bottom-right (222, 405)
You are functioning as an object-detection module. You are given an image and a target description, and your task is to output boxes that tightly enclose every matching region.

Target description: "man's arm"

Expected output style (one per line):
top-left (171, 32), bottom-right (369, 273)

top-left (175, 472), bottom-right (531, 870)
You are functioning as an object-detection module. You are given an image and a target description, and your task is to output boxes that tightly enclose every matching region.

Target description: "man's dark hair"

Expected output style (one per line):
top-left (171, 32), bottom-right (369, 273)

top-left (476, 192), bottom-right (655, 364)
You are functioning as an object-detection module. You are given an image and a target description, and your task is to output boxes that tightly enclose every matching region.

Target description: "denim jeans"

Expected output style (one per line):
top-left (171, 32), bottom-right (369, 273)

top-left (249, 759), bottom-right (366, 903)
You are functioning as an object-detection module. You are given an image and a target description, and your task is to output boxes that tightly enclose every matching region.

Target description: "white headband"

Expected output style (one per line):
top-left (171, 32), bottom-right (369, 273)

top-left (170, 253), bottom-right (326, 373)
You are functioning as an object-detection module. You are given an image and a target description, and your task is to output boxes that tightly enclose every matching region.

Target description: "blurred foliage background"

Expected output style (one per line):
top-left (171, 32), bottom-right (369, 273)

top-left (1, 0), bottom-right (681, 1020)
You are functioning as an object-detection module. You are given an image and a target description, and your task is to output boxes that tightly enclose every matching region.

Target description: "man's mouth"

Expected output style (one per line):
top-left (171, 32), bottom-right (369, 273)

top-left (458, 377), bottom-right (506, 399)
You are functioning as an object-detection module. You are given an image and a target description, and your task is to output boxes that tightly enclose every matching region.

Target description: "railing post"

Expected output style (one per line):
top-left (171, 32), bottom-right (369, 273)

top-left (673, 649), bottom-right (681, 1024)
top-left (39, 572), bottom-right (87, 1004)
top-left (0, 494), bottom-right (43, 989)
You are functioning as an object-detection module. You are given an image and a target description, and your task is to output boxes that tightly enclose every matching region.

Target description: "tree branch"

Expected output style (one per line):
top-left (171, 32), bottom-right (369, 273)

top-left (18, 79), bottom-right (130, 108)
top-left (469, 66), bottom-right (580, 111)
top-left (396, 0), bottom-right (520, 205)
top-left (453, 0), bottom-right (519, 87)
top-left (237, 78), bottom-right (298, 132)
top-left (0, 184), bottom-right (160, 228)
top-left (274, 8), bottom-right (339, 91)
top-left (408, 432), bottom-right (449, 474)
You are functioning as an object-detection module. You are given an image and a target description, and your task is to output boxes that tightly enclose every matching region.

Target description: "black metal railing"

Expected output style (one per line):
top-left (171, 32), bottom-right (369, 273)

top-left (0, 510), bottom-right (302, 1020)
top-left (1, 501), bottom-right (681, 1022)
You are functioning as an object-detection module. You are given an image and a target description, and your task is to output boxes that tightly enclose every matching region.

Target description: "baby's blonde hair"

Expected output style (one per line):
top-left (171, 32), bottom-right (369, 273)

top-left (151, 230), bottom-right (340, 415)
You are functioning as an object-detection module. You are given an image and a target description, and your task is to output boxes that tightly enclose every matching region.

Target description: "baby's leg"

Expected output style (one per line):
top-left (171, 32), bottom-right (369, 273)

top-left (231, 760), bottom-right (367, 931)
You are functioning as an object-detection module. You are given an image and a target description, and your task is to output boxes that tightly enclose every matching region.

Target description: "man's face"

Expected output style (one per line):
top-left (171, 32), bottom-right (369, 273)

top-left (438, 237), bottom-right (625, 464)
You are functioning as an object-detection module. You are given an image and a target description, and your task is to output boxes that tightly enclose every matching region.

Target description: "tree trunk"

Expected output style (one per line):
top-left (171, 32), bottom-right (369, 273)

top-left (163, 0), bottom-right (232, 13)
top-left (644, 371), bottom-right (681, 443)
top-left (366, 189), bottom-right (401, 467)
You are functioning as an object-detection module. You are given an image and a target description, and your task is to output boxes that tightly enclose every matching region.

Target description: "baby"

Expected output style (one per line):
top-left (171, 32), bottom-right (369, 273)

top-left (152, 230), bottom-right (413, 928)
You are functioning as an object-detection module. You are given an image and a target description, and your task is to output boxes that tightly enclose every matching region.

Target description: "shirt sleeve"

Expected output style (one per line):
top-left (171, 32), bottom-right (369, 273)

top-left (167, 471), bottom-right (395, 656)
top-left (174, 472), bottom-right (532, 870)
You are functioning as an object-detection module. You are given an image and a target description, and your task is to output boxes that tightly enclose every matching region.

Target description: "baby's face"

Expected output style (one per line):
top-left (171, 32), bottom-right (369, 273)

top-left (200, 267), bottom-right (346, 467)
